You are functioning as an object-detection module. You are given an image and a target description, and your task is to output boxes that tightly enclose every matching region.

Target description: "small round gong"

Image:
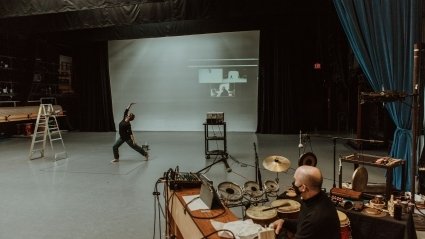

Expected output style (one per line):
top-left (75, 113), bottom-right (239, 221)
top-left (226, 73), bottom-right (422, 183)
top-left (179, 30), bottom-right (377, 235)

top-left (352, 166), bottom-right (368, 192)
top-left (298, 152), bottom-right (317, 167)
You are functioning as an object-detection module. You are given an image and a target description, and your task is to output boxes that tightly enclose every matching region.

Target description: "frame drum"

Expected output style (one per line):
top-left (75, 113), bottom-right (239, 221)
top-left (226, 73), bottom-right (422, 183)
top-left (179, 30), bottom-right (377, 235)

top-left (271, 199), bottom-right (301, 219)
top-left (217, 182), bottom-right (243, 203)
top-left (245, 206), bottom-right (277, 227)
top-left (264, 180), bottom-right (279, 193)
top-left (243, 181), bottom-right (264, 201)
top-left (337, 210), bottom-right (352, 239)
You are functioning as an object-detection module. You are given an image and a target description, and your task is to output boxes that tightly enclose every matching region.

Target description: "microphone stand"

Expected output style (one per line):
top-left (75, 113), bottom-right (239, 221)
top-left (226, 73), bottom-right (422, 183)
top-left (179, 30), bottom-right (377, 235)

top-left (254, 143), bottom-right (263, 191)
top-left (298, 130), bottom-right (304, 158)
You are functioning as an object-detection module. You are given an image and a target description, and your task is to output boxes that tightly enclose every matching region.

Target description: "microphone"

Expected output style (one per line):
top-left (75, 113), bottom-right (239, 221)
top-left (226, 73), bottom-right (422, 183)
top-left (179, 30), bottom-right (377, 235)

top-left (298, 130), bottom-right (304, 148)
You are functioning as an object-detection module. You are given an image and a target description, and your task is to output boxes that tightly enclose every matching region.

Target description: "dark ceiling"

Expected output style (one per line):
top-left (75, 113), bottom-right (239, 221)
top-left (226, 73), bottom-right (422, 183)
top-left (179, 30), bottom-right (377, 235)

top-left (0, 0), bottom-right (334, 41)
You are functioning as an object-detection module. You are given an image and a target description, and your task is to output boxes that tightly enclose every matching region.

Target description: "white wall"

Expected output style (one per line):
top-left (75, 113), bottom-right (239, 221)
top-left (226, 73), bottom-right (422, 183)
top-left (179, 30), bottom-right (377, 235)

top-left (109, 31), bottom-right (259, 131)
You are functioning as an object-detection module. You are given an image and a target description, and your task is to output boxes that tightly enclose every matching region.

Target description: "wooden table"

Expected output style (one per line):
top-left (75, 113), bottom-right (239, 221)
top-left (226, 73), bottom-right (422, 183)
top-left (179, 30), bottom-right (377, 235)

top-left (166, 186), bottom-right (238, 239)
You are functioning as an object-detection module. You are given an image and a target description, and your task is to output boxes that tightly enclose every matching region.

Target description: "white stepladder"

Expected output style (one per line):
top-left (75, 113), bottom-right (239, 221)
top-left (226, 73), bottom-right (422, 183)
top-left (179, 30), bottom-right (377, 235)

top-left (29, 104), bottom-right (68, 160)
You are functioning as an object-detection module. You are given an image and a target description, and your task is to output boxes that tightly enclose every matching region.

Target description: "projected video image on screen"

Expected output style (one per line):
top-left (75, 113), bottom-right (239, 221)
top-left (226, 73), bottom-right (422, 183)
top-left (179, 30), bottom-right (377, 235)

top-left (210, 83), bottom-right (235, 97)
top-left (198, 67), bottom-right (249, 97)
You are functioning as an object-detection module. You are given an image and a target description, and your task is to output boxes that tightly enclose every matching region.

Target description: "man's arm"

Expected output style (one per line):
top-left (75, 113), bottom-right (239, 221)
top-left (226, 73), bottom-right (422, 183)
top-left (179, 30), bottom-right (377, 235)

top-left (123, 103), bottom-right (135, 119)
top-left (127, 102), bottom-right (135, 110)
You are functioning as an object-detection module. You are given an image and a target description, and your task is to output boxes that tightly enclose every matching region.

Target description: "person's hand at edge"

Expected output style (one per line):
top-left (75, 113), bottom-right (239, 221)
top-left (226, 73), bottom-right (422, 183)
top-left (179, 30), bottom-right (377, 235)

top-left (269, 219), bottom-right (284, 235)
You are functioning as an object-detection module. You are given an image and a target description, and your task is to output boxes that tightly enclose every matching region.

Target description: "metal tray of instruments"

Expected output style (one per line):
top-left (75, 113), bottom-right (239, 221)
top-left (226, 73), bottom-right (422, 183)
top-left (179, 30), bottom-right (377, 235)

top-left (341, 153), bottom-right (404, 169)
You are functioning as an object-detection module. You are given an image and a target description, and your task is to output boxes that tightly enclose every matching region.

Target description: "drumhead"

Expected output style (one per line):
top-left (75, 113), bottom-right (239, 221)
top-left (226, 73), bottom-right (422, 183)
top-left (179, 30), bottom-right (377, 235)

top-left (218, 182), bottom-right (243, 201)
top-left (264, 180), bottom-right (279, 192)
top-left (337, 210), bottom-right (350, 226)
top-left (246, 206), bottom-right (277, 220)
top-left (298, 152), bottom-right (317, 167)
top-left (271, 199), bottom-right (301, 213)
top-left (285, 189), bottom-right (297, 198)
top-left (244, 181), bottom-right (264, 198)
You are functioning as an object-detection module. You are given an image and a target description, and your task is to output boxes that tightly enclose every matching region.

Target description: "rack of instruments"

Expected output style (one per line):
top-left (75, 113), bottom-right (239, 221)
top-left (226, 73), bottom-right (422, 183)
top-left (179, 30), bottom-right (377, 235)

top-left (217, 180), bottom-right (277, 208)
top-left (359, 90), bottom-right (407, 104)
top-left (218, 180), bottom-right (303, 228)
top-left (162, 138), bottom-right (313, 233)
top-left (163, 149), bottom-right (301, 225)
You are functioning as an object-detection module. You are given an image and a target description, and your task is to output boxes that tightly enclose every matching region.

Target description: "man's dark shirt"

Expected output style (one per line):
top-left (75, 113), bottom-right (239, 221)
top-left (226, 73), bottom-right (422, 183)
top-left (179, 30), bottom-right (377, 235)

top-left (283, 191), bottom-right (340, 239)
top-left (119, 108), bottom-right (132, 141)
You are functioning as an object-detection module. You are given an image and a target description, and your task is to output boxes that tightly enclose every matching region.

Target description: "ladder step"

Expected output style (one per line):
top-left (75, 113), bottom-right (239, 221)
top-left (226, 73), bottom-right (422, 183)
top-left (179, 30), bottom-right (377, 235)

top-left (29, 103), bottom-right (67, 160)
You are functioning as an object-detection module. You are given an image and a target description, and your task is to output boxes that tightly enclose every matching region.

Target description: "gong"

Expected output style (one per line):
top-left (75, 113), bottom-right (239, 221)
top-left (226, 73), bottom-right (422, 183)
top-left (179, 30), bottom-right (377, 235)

top-left (298, 152), bottom-right (317, 167)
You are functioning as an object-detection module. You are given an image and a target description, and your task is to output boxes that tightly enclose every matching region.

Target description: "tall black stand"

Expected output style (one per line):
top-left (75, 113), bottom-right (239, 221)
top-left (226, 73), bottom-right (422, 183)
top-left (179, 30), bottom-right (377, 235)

top-left (333, 137), bottom-right (337, 188)
top-left (411, 43), bottom-right (421, 202)
top-left (253, 142), bottom-right (262, 190)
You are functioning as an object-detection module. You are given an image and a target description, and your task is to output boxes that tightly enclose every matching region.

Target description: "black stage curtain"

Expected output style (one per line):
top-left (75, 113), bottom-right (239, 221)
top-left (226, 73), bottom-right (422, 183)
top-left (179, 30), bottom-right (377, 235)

top-left (73, 41), bottom-right (115, 132)
top-left (0, 0), bottom-right (309, 38)
top-left (257, 26), bottom-right (324, 134)
top-left (257, 29), bottom-right (297, 134)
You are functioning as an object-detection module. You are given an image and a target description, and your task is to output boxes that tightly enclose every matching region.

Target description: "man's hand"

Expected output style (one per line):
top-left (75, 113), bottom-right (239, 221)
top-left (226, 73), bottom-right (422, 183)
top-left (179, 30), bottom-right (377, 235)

top-left (269, 219), bottom-right (285, 235)
top-left (127, 102), bottom-right (135, 109)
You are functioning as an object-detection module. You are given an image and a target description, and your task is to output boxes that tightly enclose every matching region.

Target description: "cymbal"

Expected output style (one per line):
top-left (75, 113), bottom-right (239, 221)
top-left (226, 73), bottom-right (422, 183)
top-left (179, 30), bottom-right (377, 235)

top-left (263, 155), bottom-right (290, 172)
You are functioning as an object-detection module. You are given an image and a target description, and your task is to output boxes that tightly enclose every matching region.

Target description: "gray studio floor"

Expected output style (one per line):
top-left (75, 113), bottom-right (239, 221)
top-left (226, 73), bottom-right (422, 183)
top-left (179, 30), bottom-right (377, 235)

top-left (0, 131), bottom-right (424, 239)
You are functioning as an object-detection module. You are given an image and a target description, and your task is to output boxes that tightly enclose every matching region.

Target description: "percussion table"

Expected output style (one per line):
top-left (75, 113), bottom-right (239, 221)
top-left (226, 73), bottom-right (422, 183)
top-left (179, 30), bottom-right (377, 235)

top-left (338, 207), bottom-right (416, 239)
top-left (339, 153), bottom-right (406, 200)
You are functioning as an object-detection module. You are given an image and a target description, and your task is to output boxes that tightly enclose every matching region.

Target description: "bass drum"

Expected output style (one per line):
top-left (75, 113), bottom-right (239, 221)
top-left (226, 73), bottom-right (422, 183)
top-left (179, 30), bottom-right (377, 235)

top-left (298, 152), bottom-right (317, 167)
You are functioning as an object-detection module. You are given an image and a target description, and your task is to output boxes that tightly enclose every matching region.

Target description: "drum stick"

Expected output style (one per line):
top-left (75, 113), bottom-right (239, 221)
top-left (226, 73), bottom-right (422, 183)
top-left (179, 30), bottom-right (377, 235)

top-left (262, 202), bottom-right (290, 211)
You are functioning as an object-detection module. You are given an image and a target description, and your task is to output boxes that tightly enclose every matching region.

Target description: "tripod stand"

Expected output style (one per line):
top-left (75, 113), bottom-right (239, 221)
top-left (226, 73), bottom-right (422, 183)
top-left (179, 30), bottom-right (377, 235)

top-left (196, 154), bottom-right (232, 174)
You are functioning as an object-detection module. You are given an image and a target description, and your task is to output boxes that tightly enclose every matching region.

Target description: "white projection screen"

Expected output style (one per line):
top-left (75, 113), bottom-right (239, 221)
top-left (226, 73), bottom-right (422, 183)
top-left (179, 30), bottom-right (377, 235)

top-left (109, 30), bottom-right (259, 131)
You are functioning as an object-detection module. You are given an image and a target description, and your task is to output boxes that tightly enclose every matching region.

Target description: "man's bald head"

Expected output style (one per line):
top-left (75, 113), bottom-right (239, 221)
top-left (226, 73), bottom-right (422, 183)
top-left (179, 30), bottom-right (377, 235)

top-left (294, 165), bottom-right (323, 191)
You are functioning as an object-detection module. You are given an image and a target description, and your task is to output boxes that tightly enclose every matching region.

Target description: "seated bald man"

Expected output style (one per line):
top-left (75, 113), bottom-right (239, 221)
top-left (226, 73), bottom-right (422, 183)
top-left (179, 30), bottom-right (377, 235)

top-left (269, 165), bottom-right (340, 239)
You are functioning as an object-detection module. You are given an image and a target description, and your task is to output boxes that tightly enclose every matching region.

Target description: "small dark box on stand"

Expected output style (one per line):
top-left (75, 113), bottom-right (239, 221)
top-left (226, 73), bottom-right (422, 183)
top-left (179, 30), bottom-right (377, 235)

top-left (206, 112), bottom-right (224, 124)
